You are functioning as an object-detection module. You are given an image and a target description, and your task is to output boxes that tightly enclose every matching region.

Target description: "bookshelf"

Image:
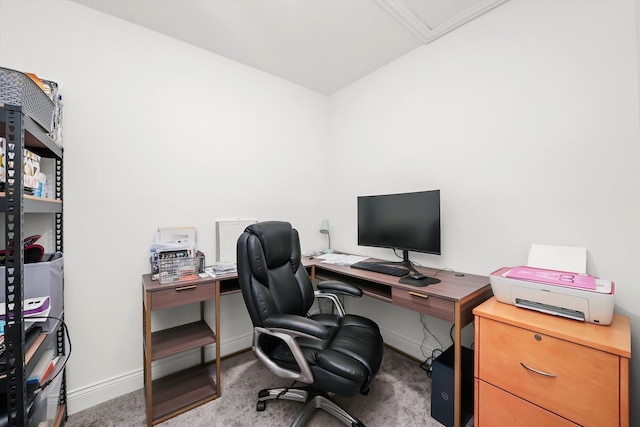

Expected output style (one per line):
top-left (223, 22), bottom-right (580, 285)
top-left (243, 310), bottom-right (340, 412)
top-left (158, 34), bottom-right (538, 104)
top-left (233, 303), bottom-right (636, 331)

top-left (1, 101), bottom-right (66, 427)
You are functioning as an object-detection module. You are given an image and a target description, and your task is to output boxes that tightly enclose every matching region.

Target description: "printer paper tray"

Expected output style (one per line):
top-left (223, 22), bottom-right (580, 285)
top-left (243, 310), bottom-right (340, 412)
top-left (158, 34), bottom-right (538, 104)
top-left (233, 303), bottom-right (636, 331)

top-left (515, 298), bottom-right (585, 322)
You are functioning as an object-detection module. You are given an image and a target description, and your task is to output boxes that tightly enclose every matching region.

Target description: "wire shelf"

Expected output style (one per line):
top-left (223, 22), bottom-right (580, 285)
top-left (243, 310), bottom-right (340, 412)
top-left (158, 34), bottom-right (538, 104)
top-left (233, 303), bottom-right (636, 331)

top-left (158, 252), bottom-right (205, 284)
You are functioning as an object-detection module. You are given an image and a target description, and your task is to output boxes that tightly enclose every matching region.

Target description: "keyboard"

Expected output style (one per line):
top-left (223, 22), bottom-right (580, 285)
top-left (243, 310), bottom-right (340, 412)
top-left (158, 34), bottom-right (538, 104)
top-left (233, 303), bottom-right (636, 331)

top-left (350, 262), bottom-right (410, 277)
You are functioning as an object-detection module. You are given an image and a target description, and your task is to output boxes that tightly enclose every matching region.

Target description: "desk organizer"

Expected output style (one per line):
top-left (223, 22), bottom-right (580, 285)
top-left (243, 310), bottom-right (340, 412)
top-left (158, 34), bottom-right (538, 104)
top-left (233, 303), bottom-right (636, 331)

top-left (0, 67), bottom-right (56, 133)
top-left (158, 251), bottom-right (205, 284)
top-left (0, 254), bottom-right (63, 333)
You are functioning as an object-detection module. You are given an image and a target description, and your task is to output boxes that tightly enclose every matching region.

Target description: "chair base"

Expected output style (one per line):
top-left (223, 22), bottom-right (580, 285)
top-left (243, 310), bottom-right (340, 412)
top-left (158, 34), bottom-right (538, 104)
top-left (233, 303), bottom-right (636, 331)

top-left (256, 387), bottom-right (366, 427)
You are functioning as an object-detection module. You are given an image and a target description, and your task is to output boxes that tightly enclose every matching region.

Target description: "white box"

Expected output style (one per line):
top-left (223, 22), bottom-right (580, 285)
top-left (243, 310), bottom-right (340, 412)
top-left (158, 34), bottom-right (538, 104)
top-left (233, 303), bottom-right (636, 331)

top-left (215, 219), bottom-right (256, 264)
top-left (156, 227), bottom-right (196, 245)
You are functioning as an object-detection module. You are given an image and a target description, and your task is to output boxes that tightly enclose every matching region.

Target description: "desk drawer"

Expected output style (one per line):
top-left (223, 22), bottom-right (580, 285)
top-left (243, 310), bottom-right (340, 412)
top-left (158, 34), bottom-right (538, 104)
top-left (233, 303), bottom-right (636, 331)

top-left (476, 379), bottom-right (578, 426)
top-left (391, 288), bottom-right (453, 322)
top-left (477, 317), bottom-right (619, 426)
top-left (151, 281), bottom-right (217, 310)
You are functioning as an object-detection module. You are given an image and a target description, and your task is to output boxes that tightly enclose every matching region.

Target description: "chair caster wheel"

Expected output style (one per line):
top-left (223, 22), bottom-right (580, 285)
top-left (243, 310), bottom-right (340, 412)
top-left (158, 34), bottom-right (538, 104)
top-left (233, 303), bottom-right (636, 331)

top-left (256, 401), bottom-right (267, 411)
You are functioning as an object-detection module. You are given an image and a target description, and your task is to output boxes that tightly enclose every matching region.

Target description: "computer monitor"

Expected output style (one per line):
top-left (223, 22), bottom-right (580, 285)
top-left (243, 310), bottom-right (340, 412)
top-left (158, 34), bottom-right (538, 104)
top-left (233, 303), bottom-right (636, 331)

top-left (357, 190), bottom-right (441, 271)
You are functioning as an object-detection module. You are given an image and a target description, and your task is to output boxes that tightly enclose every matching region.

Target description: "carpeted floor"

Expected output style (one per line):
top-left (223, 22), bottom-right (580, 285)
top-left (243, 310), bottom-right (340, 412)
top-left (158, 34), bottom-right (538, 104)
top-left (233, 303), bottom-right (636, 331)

top-left (65, 347), bottom-right (454, 426)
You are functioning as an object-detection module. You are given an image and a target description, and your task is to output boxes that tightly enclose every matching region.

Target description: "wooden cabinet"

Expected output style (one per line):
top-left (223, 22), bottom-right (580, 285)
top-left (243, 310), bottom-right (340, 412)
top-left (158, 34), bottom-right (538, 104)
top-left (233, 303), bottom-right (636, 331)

top-left (474, 297), bottom-right (630, 427)
top-left (142, 274), bottom-right (221, 426)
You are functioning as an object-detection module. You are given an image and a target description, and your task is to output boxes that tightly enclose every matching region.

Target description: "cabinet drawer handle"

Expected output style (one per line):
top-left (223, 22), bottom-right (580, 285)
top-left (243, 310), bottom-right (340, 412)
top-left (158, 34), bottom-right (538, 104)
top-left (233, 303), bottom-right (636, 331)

top-left (175, 285), bottom-right (197, 291)
top-left (408, 291), bottom-right (429, 299)
top-left (520, 362), bottom-right (556, 378)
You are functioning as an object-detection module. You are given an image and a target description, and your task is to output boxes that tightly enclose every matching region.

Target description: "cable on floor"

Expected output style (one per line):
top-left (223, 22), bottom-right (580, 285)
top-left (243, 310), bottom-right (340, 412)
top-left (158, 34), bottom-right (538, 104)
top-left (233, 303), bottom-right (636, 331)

top-left (419, 313), bottom-right (444, 376)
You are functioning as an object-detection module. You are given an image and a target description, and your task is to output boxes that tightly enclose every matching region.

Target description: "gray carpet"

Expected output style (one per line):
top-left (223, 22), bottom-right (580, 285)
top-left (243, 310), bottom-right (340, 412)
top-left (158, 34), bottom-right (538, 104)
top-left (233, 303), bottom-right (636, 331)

top-left (65, 347), bottom-right (451, 426)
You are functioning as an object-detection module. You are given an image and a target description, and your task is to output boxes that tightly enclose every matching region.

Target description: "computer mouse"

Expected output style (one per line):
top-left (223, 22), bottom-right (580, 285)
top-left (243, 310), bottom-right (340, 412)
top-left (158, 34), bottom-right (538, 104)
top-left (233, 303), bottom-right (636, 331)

top-left (411, 273), bottom-right (427, 280)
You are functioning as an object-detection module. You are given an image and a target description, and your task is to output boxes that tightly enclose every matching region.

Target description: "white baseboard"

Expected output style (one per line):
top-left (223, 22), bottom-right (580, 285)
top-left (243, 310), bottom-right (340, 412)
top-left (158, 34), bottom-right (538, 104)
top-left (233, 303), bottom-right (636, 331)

top-left (66, 333), bottom-right (253, 415)
top-left (66, 367), bottom-right (140, 416)
top-left (67, 328), bottom-right (428, 415)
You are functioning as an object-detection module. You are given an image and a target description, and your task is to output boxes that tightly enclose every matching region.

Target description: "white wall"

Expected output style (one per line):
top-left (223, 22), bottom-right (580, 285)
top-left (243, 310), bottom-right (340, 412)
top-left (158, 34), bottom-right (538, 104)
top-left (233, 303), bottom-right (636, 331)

top-left (2, 0), bottom-right (639, 425)
top-left (0, 0), bottom-right (331, 413)
top-left (329, 0), bottom-right (640, 424)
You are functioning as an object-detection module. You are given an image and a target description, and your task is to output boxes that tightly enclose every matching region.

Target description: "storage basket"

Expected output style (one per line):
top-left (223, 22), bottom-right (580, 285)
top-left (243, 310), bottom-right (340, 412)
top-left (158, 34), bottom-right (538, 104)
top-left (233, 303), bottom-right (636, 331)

top-left (158, 251), bottom-right (205, 284)
top-left (0, 67), bottom-right (55, 132)
top-left (0, 254), bottom-right (63, 333)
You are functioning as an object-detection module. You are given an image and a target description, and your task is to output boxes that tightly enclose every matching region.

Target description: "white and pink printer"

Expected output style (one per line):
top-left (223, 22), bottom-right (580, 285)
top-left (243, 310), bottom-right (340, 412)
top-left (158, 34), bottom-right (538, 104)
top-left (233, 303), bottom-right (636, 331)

top-left (489, 244), bottom-right (615, 325)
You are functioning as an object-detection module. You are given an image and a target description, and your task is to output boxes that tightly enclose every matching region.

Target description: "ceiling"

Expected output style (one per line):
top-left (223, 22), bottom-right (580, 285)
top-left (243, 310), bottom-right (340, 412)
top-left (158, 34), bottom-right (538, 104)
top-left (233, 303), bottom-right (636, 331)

top-left (71, 0), bottom-right (508, 94)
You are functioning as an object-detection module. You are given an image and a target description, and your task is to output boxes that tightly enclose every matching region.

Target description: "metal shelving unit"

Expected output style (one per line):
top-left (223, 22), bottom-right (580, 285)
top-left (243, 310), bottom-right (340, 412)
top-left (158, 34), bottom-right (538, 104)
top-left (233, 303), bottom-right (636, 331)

top-left (1, 103), bottom-right (65, 427)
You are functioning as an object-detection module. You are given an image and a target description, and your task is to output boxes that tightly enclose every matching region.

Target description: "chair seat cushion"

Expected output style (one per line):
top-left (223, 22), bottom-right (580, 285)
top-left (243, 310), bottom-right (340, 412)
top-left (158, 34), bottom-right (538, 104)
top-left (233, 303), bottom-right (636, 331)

top-left (316, 350), bottom-right (367, 380)
top-left (268, 313), bottom-right (383, 394)
top-left (325, 316), bottom-right (383, 378)
top-left (309, 313), bottom-right (380, 332)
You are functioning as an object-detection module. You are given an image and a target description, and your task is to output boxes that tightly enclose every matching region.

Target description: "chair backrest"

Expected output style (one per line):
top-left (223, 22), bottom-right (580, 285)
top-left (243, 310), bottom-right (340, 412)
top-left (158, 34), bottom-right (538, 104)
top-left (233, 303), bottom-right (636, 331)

top-left (236, 221), bottom-right (316, 328)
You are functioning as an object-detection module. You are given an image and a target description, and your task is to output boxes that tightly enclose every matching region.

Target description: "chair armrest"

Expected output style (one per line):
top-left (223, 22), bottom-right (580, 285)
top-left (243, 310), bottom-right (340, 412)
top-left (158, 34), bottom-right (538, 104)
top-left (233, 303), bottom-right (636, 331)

top-left (314, 280), bottom-right (361, 317)
top-left (263, 314), bottom-right (330, 340)
top-left (253, 317), bottom-right (323, 384)
top-left (317, 280), bottom-right (363, 297)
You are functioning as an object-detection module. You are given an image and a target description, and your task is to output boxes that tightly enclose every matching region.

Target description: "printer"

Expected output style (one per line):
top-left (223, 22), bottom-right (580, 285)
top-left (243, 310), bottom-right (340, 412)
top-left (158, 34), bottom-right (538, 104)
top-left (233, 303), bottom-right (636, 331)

top-left (490, 265), bottom-right (615, 325)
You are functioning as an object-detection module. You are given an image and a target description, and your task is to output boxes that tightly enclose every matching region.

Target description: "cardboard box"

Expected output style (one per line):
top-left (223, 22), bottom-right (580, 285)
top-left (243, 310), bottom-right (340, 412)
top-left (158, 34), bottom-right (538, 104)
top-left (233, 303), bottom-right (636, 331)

top-left (22, 148), bottom-right (41, 191)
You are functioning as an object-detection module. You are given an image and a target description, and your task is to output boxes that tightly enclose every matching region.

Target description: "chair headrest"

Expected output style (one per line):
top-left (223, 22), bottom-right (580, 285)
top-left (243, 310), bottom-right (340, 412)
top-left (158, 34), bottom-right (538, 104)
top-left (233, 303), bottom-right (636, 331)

top-left (246, 221), bottom-right (293, 268)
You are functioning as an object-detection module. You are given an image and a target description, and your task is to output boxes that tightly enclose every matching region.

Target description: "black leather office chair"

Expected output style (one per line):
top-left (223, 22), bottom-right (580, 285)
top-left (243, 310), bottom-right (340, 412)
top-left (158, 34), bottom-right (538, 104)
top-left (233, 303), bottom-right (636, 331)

top-left (236, 221), bottom-right (384, 427)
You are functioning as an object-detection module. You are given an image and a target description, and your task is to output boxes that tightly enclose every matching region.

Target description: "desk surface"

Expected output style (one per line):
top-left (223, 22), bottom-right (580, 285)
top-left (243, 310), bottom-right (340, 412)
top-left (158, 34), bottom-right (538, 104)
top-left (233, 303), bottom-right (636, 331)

top-left (307, 257), bottom-right (489, 300)
top-left (307, 257), bottom-right (491, 326)
top-left (142, 272), bottom-right (240, 295)
top-left (143, 258), bottom-right (491, 317)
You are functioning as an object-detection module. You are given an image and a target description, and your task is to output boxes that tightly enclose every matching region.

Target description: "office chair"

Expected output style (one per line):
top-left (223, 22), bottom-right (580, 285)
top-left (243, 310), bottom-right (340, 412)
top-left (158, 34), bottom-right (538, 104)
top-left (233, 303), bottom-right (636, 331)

top-left (236, 221), bottom-right (384, 427)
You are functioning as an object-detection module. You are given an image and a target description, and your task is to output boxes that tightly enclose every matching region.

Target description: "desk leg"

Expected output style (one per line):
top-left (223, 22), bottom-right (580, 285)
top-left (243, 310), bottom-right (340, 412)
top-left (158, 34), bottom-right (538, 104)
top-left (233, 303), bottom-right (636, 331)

top-left (200, 301), bottom-right (205, 364)
top-left (454, 302), bottom-right (462, 427)
top-left (143, 292), bottom-right (153, 426)
top-left (215, 280), bottom-right (222, 397)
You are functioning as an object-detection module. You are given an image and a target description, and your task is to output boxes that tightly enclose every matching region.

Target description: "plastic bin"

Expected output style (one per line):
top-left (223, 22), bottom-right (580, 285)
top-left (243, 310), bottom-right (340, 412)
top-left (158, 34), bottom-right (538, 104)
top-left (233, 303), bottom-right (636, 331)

top-left (158, 251), bottom-right (205, 284)
top-left (1, 255), bottom-right (63, 333)
top-left (27, 365), bottom-right (63, 427)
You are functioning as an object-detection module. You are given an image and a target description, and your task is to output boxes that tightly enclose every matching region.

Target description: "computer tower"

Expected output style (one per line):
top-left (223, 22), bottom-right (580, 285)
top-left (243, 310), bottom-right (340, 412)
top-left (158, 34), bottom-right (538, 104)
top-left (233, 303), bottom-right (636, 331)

top-left (430, 345), bottom-right (474, 427)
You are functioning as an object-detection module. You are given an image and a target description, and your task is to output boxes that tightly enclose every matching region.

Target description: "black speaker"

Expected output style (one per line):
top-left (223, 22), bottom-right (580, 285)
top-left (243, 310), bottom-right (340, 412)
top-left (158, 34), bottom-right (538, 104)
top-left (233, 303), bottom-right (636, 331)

top-left (430, 345), bottom-right (474, 427)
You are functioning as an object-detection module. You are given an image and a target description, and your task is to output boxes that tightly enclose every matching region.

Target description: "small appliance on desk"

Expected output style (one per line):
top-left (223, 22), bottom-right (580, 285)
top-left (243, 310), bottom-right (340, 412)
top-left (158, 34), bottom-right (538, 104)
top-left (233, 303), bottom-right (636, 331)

top-left (489, 266), bottom-right (615, 325)
top-left (489, 244), bottom-right (615, 325)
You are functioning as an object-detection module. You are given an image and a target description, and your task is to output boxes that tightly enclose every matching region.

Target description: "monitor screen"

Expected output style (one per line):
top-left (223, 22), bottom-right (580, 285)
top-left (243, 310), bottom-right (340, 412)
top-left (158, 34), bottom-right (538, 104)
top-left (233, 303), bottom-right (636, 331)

top-left (357, 190), bottom-right (441, 256)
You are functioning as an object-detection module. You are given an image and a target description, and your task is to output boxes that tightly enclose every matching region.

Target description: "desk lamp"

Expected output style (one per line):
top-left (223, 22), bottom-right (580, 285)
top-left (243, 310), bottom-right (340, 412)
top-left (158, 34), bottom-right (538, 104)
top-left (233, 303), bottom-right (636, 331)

top-left (319, 219), bottom-right (335, 253)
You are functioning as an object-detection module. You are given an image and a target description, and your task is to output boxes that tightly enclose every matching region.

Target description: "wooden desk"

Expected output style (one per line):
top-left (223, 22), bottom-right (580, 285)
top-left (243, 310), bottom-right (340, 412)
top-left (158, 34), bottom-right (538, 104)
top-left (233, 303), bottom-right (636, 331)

top-left (305, 257), bottom-right (492, 427)
top-left (142, 274), bottom-right (226, 425)
top-left (143, 258), bottom-right (490, 426)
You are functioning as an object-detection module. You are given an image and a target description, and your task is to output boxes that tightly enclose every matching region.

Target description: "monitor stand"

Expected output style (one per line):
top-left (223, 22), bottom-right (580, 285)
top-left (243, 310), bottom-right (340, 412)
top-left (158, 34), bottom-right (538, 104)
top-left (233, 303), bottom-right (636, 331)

top-left (383, 250), bottom-right (442, 286)
top-left (398, 275), bottom-right (441, 287)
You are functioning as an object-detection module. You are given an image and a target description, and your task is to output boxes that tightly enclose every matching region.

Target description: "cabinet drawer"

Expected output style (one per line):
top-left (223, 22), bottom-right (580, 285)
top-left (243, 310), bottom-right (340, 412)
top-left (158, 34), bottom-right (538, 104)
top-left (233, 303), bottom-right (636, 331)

top-left (477, 317), bottom-right (619, 426)
top-left (151, 281), bottom-right (216, 310)
top-left (391, 288), bottom-right (453, 322)
top-left (476, 379), bottom-right (578, 427)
